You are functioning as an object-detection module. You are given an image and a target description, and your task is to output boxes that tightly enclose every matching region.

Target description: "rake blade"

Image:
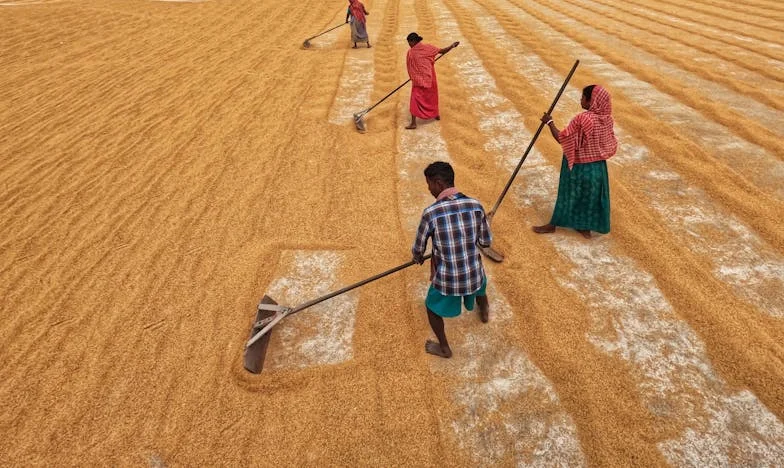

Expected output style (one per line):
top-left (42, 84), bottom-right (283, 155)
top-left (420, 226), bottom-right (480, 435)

top-left (353, 113), bottom-right (367, 133)
top-left (479, 245), bottom-right (504, 263)
top-left (243, 295), bottom-right (278, 374)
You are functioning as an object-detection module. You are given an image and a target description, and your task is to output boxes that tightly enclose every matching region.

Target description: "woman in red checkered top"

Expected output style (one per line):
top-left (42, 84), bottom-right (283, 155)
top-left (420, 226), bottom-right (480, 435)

top-left (534, 85), bottom-right (618, 238)
top-left (404, 32), bottom-right (458, 130)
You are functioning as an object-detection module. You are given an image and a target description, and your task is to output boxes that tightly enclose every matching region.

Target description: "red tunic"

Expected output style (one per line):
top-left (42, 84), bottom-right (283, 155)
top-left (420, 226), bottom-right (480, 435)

top-left (348, 0), bottom-right (367, 24)
top-left (407, 42), bottom-right (441, 119)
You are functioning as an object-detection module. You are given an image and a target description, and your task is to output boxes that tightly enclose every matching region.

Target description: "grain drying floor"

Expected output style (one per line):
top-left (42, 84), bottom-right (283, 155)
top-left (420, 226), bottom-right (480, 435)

top-left (1, 0), bottom-right (783, 465)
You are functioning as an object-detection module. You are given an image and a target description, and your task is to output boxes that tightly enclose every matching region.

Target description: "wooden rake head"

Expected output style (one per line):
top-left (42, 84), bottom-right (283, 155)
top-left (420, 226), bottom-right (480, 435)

top-left (479, 212), bottom-right (504, 262)
top-left (353, 112), bottom-right (367, 133)
top-left (243, 295), bottom-right (290, 373)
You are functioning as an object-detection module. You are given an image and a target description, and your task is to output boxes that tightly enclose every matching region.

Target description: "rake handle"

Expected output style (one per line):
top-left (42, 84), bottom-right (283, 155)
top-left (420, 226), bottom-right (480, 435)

top-left (488, 60), bottom-right (579, 217)
top-left (305, 22), bottom-right (348, 43)
top-left (357, 50), bottom-right (453, 118)
top-left (245, 254), bottom-right (433, 349)
top-left (289, 253), bottom-right (432, 315)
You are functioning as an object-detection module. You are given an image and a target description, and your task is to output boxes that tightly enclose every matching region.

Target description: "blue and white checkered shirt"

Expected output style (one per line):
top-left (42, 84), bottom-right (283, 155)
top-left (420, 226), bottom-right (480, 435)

top-left (412, 192), bottom-right (492, 296)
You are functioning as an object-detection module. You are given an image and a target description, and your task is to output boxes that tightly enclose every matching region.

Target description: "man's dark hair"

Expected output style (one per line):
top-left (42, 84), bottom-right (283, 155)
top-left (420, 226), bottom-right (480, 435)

top-left (406, 32), bottom-right (423, 43)
top-left (582, 85), bottom-right (596, 101)
top-left (424, 161), bottom-right (455, 186)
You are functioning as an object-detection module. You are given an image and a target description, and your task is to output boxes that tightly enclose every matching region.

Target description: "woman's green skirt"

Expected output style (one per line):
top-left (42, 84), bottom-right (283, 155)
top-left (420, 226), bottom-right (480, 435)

top-left (550, 156), bottom-right (610, 234)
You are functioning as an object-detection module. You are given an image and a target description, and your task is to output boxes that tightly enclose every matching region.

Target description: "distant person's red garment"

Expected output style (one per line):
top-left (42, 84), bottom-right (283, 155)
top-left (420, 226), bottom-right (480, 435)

top-left (348, 0), bottom-right (366, 24)
top-left (407, 42), bottom-right (441, 119)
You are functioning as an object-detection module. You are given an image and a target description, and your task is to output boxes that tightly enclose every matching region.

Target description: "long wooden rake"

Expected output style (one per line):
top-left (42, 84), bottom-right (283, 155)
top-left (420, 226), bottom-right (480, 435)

top-left (479, 59), bottom-right (580, 263)
top-left (302, 22), bottom-right (348, 49)
top-left (244, 254), bottom-right (431, 373)
top-left (353, 50), bottom-right (453, 133)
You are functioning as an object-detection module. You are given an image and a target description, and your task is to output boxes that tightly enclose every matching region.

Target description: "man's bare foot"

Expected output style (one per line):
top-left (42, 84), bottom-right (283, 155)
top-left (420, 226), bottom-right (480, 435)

top-left (352, 44), bottom-right (358, 49)
top-left (533, 223), bottom-right (556, 234)
top-left (367, 44), bottom-right (372, 48)
top-left (435, 115), bottom-right (440, 121)
top-left (479, 304), bottom-right (489, 323)
top-left (577, 229), bottom-right (591, 239)
top-left (405, 124), bottom-right (417, 130)
top-left (425, 339), bottom-right (452, 358)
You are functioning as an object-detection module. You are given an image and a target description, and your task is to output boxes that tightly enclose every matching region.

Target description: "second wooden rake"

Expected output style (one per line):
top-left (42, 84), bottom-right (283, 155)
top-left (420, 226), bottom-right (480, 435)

top-left (480, 59), bottom-right (580, 262)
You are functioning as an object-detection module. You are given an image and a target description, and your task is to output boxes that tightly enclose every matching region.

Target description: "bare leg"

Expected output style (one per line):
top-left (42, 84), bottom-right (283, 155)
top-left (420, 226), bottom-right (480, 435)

top-left (405, 115), bottom-right (417, 130)
top-left (353, 42), bottom-right (358, 48)
top-left (477, 295), bottom-right (489, 323)
top-left (367, 41), bottom-right (372, 48)
top-left (425, 308), bottom-right (452, 358)
top-left (532, 223), bottom-right (556, 234)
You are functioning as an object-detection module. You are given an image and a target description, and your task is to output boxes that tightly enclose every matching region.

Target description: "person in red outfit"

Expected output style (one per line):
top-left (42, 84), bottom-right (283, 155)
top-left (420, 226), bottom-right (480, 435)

top-left (345, 0), bottom-right (371, 48)
top-left (405, 32), bottom-right (459, 130)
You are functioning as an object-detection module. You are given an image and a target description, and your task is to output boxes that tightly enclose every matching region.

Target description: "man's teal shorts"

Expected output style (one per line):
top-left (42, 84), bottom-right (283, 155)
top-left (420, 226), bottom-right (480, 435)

top-left (425, 277), bottom-right (488, 318)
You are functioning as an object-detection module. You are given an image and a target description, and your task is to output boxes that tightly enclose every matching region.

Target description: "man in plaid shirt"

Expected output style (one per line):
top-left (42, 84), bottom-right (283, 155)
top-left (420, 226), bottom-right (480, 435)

top-left (412, 162), bottom-right (492, 358)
